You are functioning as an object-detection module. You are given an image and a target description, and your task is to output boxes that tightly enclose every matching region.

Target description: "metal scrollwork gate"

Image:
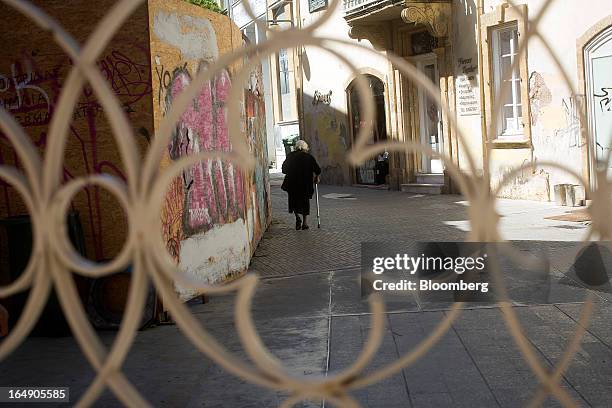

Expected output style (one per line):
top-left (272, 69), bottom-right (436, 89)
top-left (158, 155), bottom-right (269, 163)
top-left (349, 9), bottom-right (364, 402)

top-left (0, 0), bottom-right (611, 406)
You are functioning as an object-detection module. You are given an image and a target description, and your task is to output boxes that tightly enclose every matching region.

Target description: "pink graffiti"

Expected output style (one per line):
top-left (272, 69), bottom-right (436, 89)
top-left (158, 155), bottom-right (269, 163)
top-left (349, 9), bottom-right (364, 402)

top-left (166, 66), bottom-right (245, 235)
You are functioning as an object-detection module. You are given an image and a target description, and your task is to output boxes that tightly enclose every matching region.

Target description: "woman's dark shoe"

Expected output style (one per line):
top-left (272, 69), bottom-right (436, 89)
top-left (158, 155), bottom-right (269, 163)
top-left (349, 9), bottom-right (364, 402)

top-left (295, 218), bottom-right (302, 230)
top-left (301, 224), bottom-right (309, 230)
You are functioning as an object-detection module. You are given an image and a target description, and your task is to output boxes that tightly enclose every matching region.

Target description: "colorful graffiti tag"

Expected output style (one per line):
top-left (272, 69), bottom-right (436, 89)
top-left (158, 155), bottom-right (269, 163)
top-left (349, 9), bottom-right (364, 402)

top-left (164, 64), bottom-right (245, 236)
top-left (244, 65), bottom-right (271, 239)
top-left (305, 102), bottom-right (349, 185)
top-left (146, 2), bottom-right (271, 291)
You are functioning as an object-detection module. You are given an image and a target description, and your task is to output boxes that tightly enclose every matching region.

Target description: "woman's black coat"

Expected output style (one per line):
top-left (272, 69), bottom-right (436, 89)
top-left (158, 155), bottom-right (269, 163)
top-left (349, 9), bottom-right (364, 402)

top-left (281, 150), bottom-right (321, 199)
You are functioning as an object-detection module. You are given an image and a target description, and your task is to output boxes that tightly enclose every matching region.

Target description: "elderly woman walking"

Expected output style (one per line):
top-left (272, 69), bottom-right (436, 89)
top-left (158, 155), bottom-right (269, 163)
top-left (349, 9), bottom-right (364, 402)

top-left (281, 140), bottom-right (321, 230)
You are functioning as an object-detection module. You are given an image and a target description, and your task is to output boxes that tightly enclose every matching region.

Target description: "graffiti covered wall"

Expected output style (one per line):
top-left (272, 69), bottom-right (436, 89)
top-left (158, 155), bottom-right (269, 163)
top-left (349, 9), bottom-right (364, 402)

top-left (0, 0), bottom-right (270, 297)
top-left (149, 0), bottom-right (270, 298)
top-left (244, 64), bottom-right (272, 243)
top-left (0, 0), bottom-right (153, 260)
top-left (303, 97), bottom-right (351, 185)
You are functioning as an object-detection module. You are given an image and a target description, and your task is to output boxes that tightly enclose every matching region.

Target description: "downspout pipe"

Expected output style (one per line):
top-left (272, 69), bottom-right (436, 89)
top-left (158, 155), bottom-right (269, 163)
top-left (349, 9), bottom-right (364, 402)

top-left (476, 0), bottom-right (489, 188)
top-left (294, 0), bottom-right (305, 142)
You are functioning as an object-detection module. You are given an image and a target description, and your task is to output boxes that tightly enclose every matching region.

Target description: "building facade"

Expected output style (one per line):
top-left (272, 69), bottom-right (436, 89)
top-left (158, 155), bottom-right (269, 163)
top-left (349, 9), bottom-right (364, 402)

top-left (290, 0), bottom-right (612, 200)
top-left (227, 0), bottom-right (302, 172)
top-left (0, 0), bottom-right (272, 300)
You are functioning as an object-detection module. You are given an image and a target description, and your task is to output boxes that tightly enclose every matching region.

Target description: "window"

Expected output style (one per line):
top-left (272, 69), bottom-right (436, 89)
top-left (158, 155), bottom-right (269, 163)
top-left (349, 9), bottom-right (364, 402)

top-left (279, 48), bottom-right (293, 98)
top-left (480, 4), bottom-right (531, 146)
top-left (492, 24), bottom-right (523, 137)
top-left (241, 17), bottom-right (267, 44)
top-left (242, 22), bottom-right (256, 44)
top-left (270, 4), bottom-right (296, 121)
top-left (278, 49), bottom-right (290, 95)
top-left (277, 48), bottom-right (294, 120)
top-left (411, 31), bottom-right (437, 56)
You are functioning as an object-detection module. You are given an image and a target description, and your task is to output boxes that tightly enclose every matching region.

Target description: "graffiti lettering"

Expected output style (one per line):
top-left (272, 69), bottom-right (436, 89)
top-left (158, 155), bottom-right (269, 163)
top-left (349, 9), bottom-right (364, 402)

top-left (0, 60), bottom-right (54, 114)
top-left (0, 45), bottom-right (151, 260)
top-left (155, 61), bottom-right (187, 107)
top-left (553, 96), bottom-right (583, 147)
top-left (313, 90), bottom-right (332, 105)
top-left (594, 87), bottom-right (612, 113)
top-left (165, 64), bottom-right (245, 235)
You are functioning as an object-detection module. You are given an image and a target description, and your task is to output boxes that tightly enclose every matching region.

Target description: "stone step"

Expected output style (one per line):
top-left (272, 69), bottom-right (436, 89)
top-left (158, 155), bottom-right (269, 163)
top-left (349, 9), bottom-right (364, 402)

top-left (416, 173), bottom-right (444, 184)
top-left (400, 183), bottom-right (445, 195)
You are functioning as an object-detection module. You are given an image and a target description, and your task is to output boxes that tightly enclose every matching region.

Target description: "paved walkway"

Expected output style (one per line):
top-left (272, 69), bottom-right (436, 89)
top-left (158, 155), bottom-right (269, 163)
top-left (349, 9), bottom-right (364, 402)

top-left (1, 185), bottom-right (611, 407)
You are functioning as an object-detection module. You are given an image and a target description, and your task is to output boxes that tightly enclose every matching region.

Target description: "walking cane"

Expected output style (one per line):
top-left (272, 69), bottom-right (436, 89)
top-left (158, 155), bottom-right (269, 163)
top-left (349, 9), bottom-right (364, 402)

top-left (315, 183), bottom-right (321, 228)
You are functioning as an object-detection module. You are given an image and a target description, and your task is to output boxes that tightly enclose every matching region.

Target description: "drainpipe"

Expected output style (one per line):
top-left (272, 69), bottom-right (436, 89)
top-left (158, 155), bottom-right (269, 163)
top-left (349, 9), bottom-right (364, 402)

top-left (476, 0), bottom-right (489, 188)
top-left (294, 0), bottom-right (305, 142)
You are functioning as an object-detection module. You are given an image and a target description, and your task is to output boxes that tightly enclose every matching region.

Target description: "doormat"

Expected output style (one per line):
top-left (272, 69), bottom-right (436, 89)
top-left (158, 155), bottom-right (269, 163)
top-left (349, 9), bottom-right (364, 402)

top-left (545, 208), bottom-right (591, 222)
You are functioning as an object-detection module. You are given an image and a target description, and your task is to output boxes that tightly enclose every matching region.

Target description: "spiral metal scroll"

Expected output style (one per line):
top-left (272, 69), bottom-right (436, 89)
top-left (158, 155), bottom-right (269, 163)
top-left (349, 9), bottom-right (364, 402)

top-left (0, 0), bottom-right (610, 407)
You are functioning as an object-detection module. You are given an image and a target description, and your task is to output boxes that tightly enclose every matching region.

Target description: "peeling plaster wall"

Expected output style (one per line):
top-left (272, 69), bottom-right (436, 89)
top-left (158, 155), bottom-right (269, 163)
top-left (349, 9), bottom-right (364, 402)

top-left (515, 0), bottom-right (612, 194)
top-left (494, 0), bottom-right (610, 200)
top-left (455, 0), bottom-right (612, 200)
top-left (528, 71), bottom-right (583, 191)
top-left (149, 0), bottom-right (270, 298)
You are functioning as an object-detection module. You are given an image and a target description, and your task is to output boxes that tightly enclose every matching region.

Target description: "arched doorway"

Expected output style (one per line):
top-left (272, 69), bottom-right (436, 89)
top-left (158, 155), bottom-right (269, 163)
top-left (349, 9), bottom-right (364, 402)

top-left (584, 23), bottom-right (612, 185)
top-left (347, 75), bottom-right (388, 185)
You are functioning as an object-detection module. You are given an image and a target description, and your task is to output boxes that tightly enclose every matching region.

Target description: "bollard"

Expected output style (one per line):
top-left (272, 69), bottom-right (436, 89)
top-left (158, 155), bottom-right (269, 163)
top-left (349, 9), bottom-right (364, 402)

top-left (554, 184), bottom-right (568, 206)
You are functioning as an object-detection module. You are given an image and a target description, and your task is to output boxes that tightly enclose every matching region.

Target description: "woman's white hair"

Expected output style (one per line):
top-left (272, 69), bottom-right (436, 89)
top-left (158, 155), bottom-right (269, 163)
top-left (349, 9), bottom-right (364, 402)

top-left (295, 140), bottom-right (309, 152)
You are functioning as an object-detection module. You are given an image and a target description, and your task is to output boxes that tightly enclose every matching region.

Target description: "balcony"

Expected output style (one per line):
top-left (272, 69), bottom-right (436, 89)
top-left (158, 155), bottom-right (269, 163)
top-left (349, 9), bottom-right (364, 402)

top-left (344, 0), bottom-right (451, 40)
top-left (343, 0), bottom-right (398, 21)
top-left (343, 0), bottom-right (388, 13)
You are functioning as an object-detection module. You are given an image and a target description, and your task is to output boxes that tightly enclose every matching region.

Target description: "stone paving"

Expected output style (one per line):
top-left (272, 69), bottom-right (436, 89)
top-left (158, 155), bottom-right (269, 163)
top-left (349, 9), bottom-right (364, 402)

top-left (1, 184), bottom-right (610, 407)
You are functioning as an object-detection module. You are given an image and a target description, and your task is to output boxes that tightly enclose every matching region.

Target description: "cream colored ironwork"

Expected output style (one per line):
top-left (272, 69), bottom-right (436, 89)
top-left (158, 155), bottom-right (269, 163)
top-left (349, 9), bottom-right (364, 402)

top-left (0, 0), bottom-right (610, 407)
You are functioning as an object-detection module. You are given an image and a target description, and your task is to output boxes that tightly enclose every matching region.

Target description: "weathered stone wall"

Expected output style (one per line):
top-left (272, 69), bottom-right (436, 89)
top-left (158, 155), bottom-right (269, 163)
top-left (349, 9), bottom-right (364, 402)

top-left (455, 0), bottom-right (612, 201)
top-left (149, 0), bottom-right (270, 297)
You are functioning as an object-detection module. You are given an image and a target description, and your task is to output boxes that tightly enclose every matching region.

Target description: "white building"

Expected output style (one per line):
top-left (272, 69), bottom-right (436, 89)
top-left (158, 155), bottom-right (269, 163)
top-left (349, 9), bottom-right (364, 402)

top-left (275, 0), bottom-right (612, 200)
top-left (225, 0), bottom-right (302, 172)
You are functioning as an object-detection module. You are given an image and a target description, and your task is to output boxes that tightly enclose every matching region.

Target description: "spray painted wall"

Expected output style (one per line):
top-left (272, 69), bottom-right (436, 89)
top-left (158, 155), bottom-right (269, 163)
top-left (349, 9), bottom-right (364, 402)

top-left (0, 0), bottom-right (153, 260)
top-left (303, 96), bottom-right (351, 185)
top-left (0, 0), bottom-right (270, 298)
top-left (149, 0), bottom-right (270, 298)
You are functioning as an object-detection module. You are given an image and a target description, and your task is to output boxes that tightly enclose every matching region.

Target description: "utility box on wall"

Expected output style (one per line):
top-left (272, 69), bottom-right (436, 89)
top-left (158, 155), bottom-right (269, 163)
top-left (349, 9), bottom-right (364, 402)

top-left (0, 0), bottom-right (271, 301)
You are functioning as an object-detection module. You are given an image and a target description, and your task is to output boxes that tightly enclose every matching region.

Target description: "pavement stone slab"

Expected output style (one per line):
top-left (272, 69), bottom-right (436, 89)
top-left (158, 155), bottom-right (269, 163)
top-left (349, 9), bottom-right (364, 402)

top-left (0, 184), bottom-right (608, 407)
